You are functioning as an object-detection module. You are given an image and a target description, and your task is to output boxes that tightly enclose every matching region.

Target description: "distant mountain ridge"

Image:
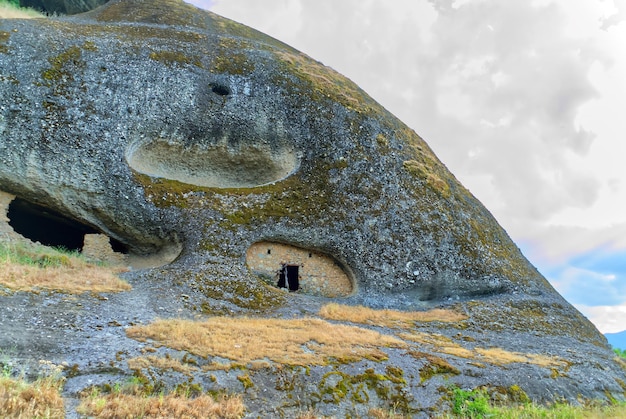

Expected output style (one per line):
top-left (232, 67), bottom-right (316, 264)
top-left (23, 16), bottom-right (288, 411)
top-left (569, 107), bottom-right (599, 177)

top-left (605, 330), bottom-right (626, 350)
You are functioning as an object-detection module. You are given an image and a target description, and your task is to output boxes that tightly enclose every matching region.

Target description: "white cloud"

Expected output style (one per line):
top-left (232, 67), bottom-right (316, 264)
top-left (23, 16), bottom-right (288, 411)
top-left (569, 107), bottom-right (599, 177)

top-left (520, 223), bottom-right (626, 267)
top-left (600, 0), bottom-right (626, 29)
top-left (577, 304), bottom-right (626, 334)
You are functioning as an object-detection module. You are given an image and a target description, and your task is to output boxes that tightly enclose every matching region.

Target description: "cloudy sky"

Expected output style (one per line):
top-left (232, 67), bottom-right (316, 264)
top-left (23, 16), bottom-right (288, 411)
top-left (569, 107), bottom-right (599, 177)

top-left (187, 0), bottom-right (626, 333)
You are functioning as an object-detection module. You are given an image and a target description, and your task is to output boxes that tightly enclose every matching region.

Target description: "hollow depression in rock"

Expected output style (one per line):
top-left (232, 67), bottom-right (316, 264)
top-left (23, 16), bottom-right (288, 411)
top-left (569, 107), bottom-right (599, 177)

top-left (127, 140), bottom-right (299, 188)
top-left (246, 242), bottom-right (355, 298)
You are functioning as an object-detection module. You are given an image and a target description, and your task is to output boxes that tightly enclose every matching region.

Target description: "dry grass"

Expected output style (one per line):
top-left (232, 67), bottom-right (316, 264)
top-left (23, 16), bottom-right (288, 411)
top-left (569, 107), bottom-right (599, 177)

top-left (127, 356), bottom-right (198, 376)
top-left (0, 263), bottom-right (131, 293)
top-left (474, 347), bottom-right (566, 368)
top-left (368, 407), bottom-right (411, 419)
top-left (319, 303), bottom-right (467, 329)
top-left (295, 410), bottom-right (334, 419)
top-left (400, 332), bottom-right (567, 368)
top-left (77, 391), bottom-right (244, 419)
top-left (0, 241), bottom-right (131, 294)
top-left (0, 375), bottom-right (64, 418)
top-left (127, 317), bottom-right (406, 366)
top-left (400, 332), bottom-right (475, 358)
top-left (274, 50), bottom-right (364, 109)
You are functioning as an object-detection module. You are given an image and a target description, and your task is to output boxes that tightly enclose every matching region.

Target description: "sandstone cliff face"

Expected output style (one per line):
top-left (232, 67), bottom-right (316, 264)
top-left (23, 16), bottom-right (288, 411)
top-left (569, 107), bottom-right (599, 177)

top-left (1, 0), bottom-right (624, 416)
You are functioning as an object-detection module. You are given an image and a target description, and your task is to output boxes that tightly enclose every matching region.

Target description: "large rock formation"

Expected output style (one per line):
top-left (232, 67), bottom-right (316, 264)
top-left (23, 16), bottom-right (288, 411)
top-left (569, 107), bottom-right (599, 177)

top-left (0, 0), bottom-right (551, 301)
top-left (1, 0), bottom-right (624, 416)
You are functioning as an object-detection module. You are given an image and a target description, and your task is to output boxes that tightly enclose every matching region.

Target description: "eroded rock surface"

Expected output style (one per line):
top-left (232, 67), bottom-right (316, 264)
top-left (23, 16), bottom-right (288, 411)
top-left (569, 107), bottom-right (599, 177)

top-left (0, 0), bottom-right (540, 300)
top-left (0, 0), bottom-right (624, 416)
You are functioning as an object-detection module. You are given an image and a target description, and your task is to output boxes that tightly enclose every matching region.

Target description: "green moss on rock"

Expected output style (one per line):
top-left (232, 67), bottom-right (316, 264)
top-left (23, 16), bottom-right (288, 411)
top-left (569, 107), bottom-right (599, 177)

top-left (82, 40), bottom-right (98, 52)
top-left (0, 31), bottom-right (10, 54)
top-left (209, 13), bottom-right (296, 52)
top-left (414, 352), bottom-right (460, 382)
top-left (42, 45), bottom-right (83, 85)
top-left (403, 159), bottom-right (451, 197)
top-left (0, 75), bottom-right (19, 85)
top-left (149, 50), bottom-right (202, 68)
top-left (313, 367), bottom-right (414, 413)
top-left (211, 38), bottom-right (255, 75)
top-left (237, 374), bottom-right (254, 390)
top-left (189, 271), bottom-right (285, 313)
top-left (86, 0), bottom-right (201, 26)
top-left (273, 49), bottom-right (386, 116)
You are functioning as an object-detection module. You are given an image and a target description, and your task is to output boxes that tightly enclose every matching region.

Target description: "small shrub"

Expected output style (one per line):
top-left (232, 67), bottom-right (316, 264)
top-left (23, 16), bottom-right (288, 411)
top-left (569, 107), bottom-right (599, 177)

top-left (450, 386), bottom-right (490, 418)
top-left (0, 0), bottom-right (19, 9)
top-left (614, 347), bottom-right (626, 359)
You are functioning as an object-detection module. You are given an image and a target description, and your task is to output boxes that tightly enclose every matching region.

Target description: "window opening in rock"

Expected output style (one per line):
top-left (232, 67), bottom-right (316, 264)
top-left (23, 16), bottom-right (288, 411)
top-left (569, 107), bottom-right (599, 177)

top-left (277, 264), bottom-right (299, 292)
top-left (267, 249), bottom-right (271, 255)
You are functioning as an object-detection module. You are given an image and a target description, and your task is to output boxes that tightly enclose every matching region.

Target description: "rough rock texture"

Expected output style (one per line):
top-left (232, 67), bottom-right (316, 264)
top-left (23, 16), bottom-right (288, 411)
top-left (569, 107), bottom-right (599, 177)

top-left (19, 0), bottom-right (108, 15)
top-left (0, 0), bottom-right (551, 299)
top-left (1, 0), bottom-right (625, 417)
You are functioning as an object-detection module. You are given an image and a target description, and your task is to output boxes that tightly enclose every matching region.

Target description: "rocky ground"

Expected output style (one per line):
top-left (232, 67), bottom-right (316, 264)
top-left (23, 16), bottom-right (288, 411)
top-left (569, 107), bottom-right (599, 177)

top-left (1, 259), bottom-right (624, 418)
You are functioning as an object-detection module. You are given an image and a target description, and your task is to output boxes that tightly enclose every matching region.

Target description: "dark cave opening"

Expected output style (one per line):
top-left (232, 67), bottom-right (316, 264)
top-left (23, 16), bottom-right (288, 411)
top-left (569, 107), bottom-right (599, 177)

top-left (287, 265), bottom-right (299, 291)
top-left (7, 198), bottom-right (127, 253)
top-left (277, 264), bottom-right (300, 292)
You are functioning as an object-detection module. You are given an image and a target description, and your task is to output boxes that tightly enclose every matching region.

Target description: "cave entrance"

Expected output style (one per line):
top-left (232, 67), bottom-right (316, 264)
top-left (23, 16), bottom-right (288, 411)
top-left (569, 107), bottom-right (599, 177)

top-left (247, 242), bottom-right (355, 298)
top-left (6, 197), bottom-right (127, 253)
top-left (278, 264), bottom-right (299, 292)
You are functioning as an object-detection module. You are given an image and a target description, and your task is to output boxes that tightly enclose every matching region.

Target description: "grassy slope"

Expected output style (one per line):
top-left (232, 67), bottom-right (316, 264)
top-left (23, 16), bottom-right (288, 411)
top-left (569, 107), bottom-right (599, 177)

top-left (0, 240), bottom-right (131, 293)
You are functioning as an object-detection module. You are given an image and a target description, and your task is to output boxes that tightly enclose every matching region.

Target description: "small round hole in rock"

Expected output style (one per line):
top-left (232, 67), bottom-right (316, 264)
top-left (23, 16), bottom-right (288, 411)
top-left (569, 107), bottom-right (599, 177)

top-left (211, 83), bottom-right (230, 96)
